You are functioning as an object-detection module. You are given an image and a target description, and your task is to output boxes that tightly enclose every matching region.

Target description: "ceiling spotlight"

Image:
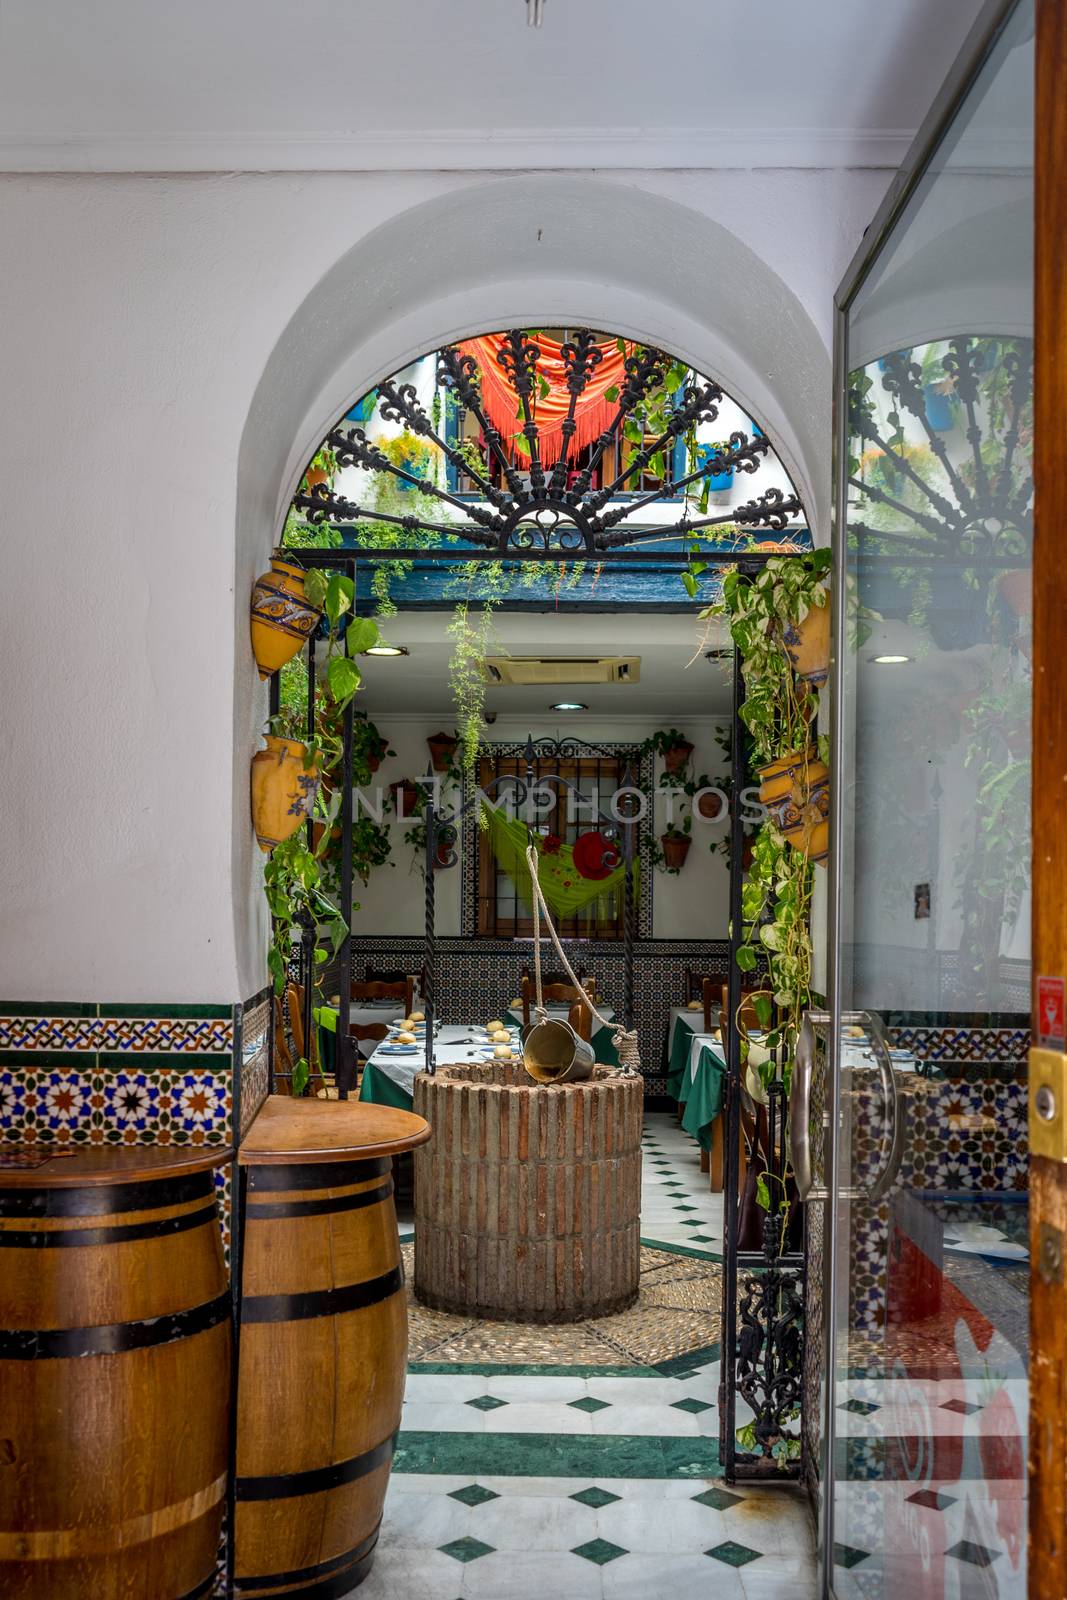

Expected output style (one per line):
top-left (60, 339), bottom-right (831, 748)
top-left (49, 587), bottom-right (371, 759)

top-left (871, 654), bottom-right (910, 664)
top-left (366, 643), bottom-right (408, 657)
top-left (526, 0), bottom-right (545, 25)
top-left (551, 700), bottom-right (588, 712)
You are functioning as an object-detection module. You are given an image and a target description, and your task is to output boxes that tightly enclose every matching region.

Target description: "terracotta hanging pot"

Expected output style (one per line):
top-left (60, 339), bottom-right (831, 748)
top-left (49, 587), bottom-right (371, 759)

top-left (758, 747), bottom-right (830, 864)
top-left (250, 556), bottom-right (322, 681)
top-left (661, 833), bottom-right (691, 872)
top-left (303, 465), bottom-right (329, 494)
top-left (695, 788), bottom-right (725, 820)
top-left (390, 779), bottom-right (421, 819)
top-left (662, 740), bottom-right (694, 775)
top-left (427, 731), bottom-right (459, 773)
top-left (572, 830), bottom-right (621, 881)
top-left (780, 592), bottom-right (831, 685)
top-left (251, 737), bottom-right (320, 853)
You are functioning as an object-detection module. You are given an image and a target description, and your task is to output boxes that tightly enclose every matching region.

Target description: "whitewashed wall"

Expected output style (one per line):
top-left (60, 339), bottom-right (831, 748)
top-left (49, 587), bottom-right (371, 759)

top-left (0, 167), bottom-right (888, 1002)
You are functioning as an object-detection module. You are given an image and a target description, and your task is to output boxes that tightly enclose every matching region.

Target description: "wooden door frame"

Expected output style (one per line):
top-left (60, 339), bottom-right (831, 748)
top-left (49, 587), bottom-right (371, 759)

top-left (1029, 3), bottom-right (1066, 1594)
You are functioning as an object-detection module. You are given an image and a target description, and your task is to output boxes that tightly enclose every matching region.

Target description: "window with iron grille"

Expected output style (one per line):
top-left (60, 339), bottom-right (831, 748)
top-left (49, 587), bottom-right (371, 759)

top-left (474, 747), bottom-right (639, 940)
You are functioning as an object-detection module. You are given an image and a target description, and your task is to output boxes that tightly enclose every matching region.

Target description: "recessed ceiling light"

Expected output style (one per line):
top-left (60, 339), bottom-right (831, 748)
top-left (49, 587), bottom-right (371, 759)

top-left (366, 643), bottom-right (408, 657)
top-left (551, 700), bottom-right (588, 712)
top-left (871, 654), bottom-right (910, 664)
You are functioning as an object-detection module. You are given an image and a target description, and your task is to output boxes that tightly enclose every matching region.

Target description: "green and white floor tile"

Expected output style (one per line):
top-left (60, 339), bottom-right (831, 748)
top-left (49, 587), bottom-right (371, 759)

top-left (359, 1112), bottom-right (817, 1598)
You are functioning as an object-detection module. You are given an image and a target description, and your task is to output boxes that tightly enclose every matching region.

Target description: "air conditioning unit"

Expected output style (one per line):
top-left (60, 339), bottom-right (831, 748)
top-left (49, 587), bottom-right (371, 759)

top-left (481, 656), bottom-right (641, 686)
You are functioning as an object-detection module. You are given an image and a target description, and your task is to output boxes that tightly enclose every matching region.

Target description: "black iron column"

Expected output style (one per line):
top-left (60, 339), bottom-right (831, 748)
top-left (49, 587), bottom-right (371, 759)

top-left (423, 795), bottom-right (436, 1077)
top-left (719, 642), bottom-right (746, 1480)
top-left (336, 557), bottom-right (356, 1099)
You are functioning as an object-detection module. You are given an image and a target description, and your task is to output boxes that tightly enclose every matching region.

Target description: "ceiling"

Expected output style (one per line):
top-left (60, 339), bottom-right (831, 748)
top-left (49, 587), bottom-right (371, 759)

top-left (0, 0), bottom-right (990, 171)
top-left (352, 611), bottom-right (735, 719)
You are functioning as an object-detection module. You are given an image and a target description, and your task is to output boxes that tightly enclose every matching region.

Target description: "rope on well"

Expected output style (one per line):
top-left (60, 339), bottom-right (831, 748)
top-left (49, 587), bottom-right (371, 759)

top-left (524, 843), bottom-right (641, 1076)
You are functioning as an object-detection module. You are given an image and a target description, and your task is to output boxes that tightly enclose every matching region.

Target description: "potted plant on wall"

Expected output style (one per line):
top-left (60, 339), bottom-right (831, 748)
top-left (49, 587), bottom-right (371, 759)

top-left (644, 727), bottom-right (695, 775)
top-left (658, 821), bottom-right (692, 873)
top-left (426, 730), bottom-right (460, 773)
top-left (354, 714), bottom-right (393, 776)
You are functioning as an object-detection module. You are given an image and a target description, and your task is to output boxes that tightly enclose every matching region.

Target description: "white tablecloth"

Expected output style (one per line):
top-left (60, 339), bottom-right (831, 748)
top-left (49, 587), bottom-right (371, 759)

top-left (323, 998), bottom-right (407, 1031)
top-left (364, 1022), bottom-right (521, 1098)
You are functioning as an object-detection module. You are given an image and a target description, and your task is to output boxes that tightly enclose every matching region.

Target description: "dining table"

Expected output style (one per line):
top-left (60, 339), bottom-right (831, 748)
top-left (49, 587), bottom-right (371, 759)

top-left (665, 1004), bottom-right (715, 1101)
top-left (505, 1000), bottom-right (620, 1067)
top-left (359, 1022), bottom-right (522, 1111)
top-left (314, 996), bottom-right (407, 1078)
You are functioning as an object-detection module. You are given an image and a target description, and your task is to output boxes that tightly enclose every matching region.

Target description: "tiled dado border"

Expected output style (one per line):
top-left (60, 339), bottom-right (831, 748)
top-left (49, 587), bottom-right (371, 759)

top-left (0, 993), bottom-right (271, 1152)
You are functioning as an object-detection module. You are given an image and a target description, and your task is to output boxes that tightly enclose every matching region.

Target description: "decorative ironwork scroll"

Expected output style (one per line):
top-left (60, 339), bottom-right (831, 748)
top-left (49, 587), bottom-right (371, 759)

top-left (292, 328), bottom-right (805, 556)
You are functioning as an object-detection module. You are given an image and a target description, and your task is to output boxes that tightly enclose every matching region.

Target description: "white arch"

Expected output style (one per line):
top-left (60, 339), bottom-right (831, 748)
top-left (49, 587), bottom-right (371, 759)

top-left (231, 174), bottom-right (830, 994)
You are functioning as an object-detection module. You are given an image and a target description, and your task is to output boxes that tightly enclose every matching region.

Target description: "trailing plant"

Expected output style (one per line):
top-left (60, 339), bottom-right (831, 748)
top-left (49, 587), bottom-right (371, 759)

top-left (642, 727), bottom-right (694, 761)
top-left (447, 597), bottom-right (499, 778)
top-left (262, 572), bottom-right (386, 1093)
top-left (702, 551), bottom-right (832, 766)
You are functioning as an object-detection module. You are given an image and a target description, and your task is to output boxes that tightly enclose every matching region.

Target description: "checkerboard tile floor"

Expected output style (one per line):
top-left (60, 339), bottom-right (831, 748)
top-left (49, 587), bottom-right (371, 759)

top-left (357, 1112), bottom-right (818, 1598)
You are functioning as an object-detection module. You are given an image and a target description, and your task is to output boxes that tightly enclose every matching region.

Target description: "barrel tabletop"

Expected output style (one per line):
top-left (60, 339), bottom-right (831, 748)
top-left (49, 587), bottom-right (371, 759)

top-left (0, 1143), bottom-right (232, 1188)
top-left (239, 1095), bottom-right (431, 1165)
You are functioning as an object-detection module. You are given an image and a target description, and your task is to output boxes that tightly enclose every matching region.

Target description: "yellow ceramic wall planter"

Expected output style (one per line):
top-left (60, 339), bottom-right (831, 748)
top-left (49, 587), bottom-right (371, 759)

top-left (251, 737), bottom-right (320, 853)
top-left (780, 591), bottom-right (831, 685)
top-left (758, 747), bottom-right (830, 865)
top-left (250, 556), bottom-right (322, 681)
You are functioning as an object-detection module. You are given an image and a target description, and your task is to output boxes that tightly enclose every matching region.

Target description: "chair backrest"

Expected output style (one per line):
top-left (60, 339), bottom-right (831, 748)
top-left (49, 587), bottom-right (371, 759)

top-left (685, 966), bottom-right (707, 1003)
top-left (701, 976), bottom-right (716, 1034)
top-left (522, 963), bottom-right (589, 990)
top-left (520, 973), bottom-right (589, 1027)
top-left (350, 977), bottom-right (414, 1013)
top-left (567, 1001), bottom-right (593, 1042)
top-left (273, 983), bottom-right (324, 1097)
top-left (719, 984), bottom-right (761, 1036)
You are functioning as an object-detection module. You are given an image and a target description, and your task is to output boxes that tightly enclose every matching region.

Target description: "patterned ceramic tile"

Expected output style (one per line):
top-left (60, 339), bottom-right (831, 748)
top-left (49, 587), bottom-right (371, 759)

top-left (0, 1013), bottom-right (233, 1054)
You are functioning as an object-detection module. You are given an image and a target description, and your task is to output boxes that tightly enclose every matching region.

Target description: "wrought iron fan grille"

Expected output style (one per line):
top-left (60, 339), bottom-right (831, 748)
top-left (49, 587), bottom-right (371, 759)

top-left (290, 328), bottom-right (806, 557)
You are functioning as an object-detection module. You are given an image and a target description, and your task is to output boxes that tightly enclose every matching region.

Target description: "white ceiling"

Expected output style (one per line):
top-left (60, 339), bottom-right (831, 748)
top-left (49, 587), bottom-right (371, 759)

top-left (351, 610), bottom-right (735, 719)
top-left (0, 0), bottom-right (989, 171)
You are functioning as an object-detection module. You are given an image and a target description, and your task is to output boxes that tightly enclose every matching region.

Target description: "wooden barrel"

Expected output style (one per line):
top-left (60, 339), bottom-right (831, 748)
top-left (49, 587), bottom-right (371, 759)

top-left (0, 1145), bottom-right (232, 1600)
top-left (234, 1097), bottom-right (431, 1599)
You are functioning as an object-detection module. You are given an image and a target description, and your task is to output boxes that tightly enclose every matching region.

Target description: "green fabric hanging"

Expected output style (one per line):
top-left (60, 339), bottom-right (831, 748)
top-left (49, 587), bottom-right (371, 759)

top-left (484, 804), bottom-right (636, 920)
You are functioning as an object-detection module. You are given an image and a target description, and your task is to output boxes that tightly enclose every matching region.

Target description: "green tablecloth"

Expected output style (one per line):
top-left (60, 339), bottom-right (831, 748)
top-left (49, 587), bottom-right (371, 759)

top-left (359, 1060), bottom-right (415, 1110)
top-left (678, 1042), bottom-right (727, 1153)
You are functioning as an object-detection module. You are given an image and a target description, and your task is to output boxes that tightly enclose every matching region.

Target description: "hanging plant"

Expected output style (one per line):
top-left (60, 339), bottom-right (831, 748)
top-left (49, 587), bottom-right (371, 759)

top-left (643, 727), bottom-right (695, 774)
top-left (260, 571), bottom-right (388, 1093)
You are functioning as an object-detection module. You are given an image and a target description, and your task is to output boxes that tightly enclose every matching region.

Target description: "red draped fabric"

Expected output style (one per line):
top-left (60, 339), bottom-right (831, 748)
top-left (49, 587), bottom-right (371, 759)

top-left (457, 334), bottom-right (633, 463)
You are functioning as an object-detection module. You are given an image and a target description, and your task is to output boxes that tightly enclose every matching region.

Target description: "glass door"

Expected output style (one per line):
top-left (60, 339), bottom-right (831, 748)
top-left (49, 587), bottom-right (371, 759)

top-left (825, 3), bottom-right (1034, 1593)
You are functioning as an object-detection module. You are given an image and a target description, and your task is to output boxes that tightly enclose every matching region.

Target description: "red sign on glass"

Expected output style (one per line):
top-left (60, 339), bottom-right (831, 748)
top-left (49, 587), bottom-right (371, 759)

top-left (1037, 976), bottom-right (1065, 1050)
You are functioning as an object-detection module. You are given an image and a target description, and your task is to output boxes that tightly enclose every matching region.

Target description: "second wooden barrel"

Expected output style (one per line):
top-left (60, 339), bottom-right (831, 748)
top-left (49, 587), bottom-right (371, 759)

top-left (0, 1145), bottom-right (232, 1600)
top-left (234, 1099), bottom-right (431, 1599)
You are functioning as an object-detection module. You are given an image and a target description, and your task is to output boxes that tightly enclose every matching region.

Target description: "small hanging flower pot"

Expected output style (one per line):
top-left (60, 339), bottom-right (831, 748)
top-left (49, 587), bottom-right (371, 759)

top-left (662, 738), bottom-right (694, 775)
top-left (660, 832), bottom-right (692, 872)
top-left (303, 465), bottom-right (329, 494)
top-left (758, 747), bottom-right (830, 864)
top-left (780, 590), bottom-right (831, 685)
top-left (390, 779), bottom-right (421, 819)
top-left (251, 737), bottom-right (319, 853)
top-left (250, 555), bottom-right (322, 681)
top-left (426, 731), bottom-right (459, 773)
top-left (998, 568), bottom-right (1031, 618)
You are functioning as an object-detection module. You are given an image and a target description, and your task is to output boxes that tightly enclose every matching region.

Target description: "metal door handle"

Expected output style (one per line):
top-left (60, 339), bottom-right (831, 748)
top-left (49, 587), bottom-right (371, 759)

top-left (791, 1009), bottom-right (829, 1201)
top-left (865, 1011), bottom-right (905, 1202)
top-left (791, 1009), bottom-right (902, 1203)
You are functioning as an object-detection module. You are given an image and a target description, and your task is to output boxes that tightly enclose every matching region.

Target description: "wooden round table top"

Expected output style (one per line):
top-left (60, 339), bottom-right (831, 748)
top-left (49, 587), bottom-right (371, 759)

top-left (238, 1095), bottom-right (431, 1165)
top-left (0, 1143), bottom-right (233, 1187)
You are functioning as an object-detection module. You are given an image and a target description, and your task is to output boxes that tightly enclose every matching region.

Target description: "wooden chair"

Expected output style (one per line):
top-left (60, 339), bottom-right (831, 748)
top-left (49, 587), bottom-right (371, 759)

top-left (719, 984), bottom-right (761, 1036)
top-left (350, 977), bottom-right (414, 1014)
top-left (522, 963), bottom-right (591, 995)
top-left (566, 1001), bottom-right (593, 1042)
top-left (520, 973), bottom-right (592, 1029)
top-left (273, 982), bottom-right (324, 1097)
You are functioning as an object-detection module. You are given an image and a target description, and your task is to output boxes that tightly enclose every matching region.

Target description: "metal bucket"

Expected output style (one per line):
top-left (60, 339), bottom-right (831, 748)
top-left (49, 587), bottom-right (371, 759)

top-left (522, 1017), bottom-right (595, 1084)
